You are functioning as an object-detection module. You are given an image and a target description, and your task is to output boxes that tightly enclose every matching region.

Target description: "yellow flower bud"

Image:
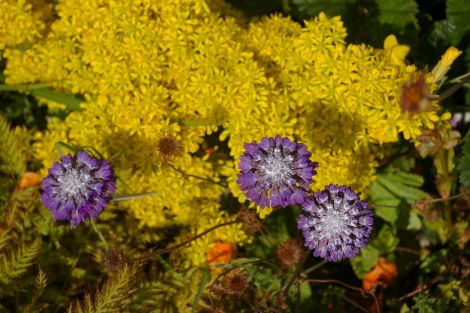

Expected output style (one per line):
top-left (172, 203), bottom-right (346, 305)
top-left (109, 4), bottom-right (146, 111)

top-left (431, 47), bottom-right (462, 83)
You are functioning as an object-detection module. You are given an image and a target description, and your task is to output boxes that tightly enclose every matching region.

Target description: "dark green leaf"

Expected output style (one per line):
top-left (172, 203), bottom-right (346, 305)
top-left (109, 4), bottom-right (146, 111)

top-left (376, 0), bottom-right (418, 29)
top-left (291, 0), bottom-right (354, 18)
top-left (446, 0), bottom-right (470, 45)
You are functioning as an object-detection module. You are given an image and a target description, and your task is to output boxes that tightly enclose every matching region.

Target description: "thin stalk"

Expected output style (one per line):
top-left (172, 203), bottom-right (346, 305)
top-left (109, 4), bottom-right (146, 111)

top-left (165, 160), bottom-right (227, 188)
top-left (112, 192), bottom-right (159, 201)
top-left (90, 219), bottom-right (109, 251)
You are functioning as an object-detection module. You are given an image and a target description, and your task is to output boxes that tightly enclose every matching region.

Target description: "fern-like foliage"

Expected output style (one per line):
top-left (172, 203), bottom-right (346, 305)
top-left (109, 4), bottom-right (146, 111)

top-left (0, 238), bottom-right (42, 286)
top-left (0, 228), bottom-right (12, 251)
top-left (0, 114), bottom-right (26, 212)
top-left (68, 264), bottom-right (137, 313)
top-left (23, 266), bottom-right (48, 313)
top-left (0, 114), bottom-right (25, 177)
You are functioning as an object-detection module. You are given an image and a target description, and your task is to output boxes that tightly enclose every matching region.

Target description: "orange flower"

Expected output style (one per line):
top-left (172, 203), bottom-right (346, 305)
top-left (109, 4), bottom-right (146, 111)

top-left (207, 242), bottom-right (232, 272)
top-left (16, 172), bottom-right (41, 191)
top-left (362, 257), bottom-right (397, 292)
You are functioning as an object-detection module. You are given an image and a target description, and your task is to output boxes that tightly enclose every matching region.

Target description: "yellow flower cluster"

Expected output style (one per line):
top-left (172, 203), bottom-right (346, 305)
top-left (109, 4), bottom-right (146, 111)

top-left (2, 0), bottom-right (455, 264)
top-left (0, 0), bottom-right (51, 50)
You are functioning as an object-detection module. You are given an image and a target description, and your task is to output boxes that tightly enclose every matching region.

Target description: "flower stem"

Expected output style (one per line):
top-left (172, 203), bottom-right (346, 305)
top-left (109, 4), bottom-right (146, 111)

top-left (113, 192), bottom-right (159, 201)
top-left (90, 219), bottom-right (109, 251)
top-left (165, 160), bottom-right (227, 188)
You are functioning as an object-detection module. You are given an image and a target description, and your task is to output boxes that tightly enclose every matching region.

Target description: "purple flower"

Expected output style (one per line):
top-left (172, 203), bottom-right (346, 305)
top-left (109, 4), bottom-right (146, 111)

top-left (298, 184), bottom-right (373, 262)
top-left (237, 135), bottom-right (318, 208)
top-left (40, 151), bottom-right (116, 228)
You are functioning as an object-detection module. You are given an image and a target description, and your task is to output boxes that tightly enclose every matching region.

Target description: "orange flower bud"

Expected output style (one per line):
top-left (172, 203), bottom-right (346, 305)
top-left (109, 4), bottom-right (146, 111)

top-left (207, 242), bottom-right (232, 272)
top-left (16, 172), bottom-right (41, 191)
top-left (362, 257), bottom-right (397, 292)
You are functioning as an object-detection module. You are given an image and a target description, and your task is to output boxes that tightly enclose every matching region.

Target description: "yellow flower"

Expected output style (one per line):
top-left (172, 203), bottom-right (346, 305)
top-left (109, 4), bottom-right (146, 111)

top-left (382, 34), bottom-right (410, 66)
top-left (431, 47), bottom-right (462, 84)
top-left (3, 0), bottom-right (459, 263)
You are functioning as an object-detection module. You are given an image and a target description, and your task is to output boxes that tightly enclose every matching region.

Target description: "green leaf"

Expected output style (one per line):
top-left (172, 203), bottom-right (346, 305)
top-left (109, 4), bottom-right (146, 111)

top-left (458, 131), bottom-right (470, 187)
top-left (400, 303), bottom-right (411, 313)
top-left (371, 224), bottom-right (399, 254)
top-left (407, 209), bottom-right (422, 230)
top-left (370, 168), bottom-right (428, 224)
top-left (430, 19), bottom-right (457, 45)
top-left (350, 245), bottom-right (379, 278)
top-left (412, 293), bottom-right (436, 313)
top-left (30, 88), bottom-right (83, 111)
top-left (376, 0), bottom-right (418, 29)
top-left (191, 266), bottom-right (210, 313)
top-left (291, 0), bottom-right (354, 18)
top-left (447, 0), bottom-right (470, 45)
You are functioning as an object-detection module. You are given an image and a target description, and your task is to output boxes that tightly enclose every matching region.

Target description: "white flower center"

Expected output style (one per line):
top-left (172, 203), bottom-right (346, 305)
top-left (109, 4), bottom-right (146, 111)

top-left (320, 208), bottom-right (348, 237)
top-left (58, 167), bottom-right (91, 197)
top-left (259, 148), bottom-right (294, 186)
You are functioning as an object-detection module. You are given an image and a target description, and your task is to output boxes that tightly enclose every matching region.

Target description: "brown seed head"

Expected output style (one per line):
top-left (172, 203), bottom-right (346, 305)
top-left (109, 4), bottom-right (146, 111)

top-left (156, 133), bottom-right (184, 162)
top-left (277, 239), bottom-right (303, 268)
top-left (400, 73), bottom-right (438, 113)
top-left (238, 207), bottom-right (262, 235)
top-left (223, 270), bottom-right (248, 297)
top-left (103, 250), bottom-right (124, 272)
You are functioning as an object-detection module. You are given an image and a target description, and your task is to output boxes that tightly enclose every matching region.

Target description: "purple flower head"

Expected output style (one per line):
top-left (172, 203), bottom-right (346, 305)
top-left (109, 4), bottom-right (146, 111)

top-left (298, 184), bottom-right (373, 262)
top-left (40, 151), bottom-right (116, 228)
top-left (237, 135), bottom-right (318, 208)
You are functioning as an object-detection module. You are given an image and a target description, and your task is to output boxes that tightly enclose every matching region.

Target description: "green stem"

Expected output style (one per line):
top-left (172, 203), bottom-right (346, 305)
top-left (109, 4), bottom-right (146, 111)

top-left (90, 219), bottom-right (109, 251)
top-left (112, 192), bottom-right (159, 201)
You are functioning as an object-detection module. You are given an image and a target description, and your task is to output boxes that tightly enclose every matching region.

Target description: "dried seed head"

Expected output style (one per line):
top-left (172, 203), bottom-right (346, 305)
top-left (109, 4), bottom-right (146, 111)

top-left (400, 73), bottom-right (438, 113)
top-left (103, 250), bottom-right (124, 272)
top-left (277, 239), bottom-right (303, 268)
top-left (156, 133), bottom-right (183, 162)
top-left (222, 270), bottom-right (248, 297)
top-left (238, 207), bottom-right (262, 235)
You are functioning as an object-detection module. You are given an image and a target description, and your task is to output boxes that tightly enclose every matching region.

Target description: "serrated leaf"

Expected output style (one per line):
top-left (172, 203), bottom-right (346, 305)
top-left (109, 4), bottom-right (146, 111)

top-left (370, 169), bottom-right (428, 224)
top-left (292, 0), bottom-right (354, 18)
top-left (350, 245), bottom-right (379, 278)
top-left (458, 131), bottom-right (470, 187)
top-left (376, 0), bottom-right (418, 29)
top-left (430, 19), bottom-right (457, 45)
top-left (447, 0), bottom-right (470, 45)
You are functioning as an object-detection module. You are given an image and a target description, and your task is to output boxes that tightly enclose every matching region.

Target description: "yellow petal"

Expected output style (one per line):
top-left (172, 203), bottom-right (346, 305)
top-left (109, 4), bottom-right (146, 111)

top-left (384, 34), bottom-right (398, 49)
top-left (390, 45), bottom-right (411, 65)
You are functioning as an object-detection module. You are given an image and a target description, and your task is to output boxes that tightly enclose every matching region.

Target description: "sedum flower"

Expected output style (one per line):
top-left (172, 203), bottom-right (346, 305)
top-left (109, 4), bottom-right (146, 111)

top-left (40, 151), bottom-right (116, 228)
top-left (382, 34), bottom-right (410, 66)
top-left (298, 184), bottom-right (373, 262)
top-left (237, 135), bottom-right (318, 208)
